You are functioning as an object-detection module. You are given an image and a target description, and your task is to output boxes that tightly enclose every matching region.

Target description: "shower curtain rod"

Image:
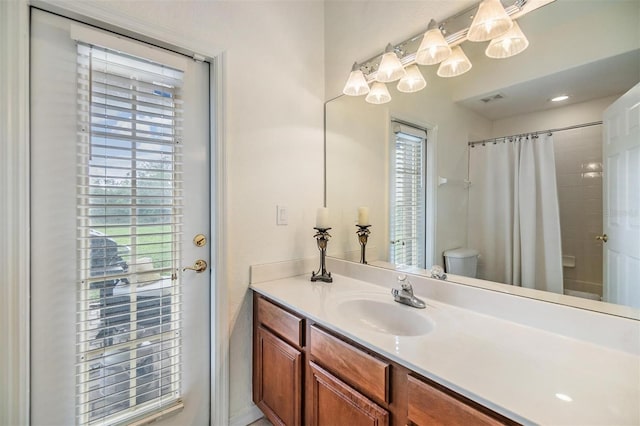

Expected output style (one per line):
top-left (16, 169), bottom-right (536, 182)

top-left (468, 121), bottom-right (603, 147)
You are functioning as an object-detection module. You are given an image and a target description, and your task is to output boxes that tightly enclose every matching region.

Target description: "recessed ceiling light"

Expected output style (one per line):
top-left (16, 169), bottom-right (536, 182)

top-left (555, 393), bottom-right (573, 402)
top-left (551, 95), bottom-right (570, 102)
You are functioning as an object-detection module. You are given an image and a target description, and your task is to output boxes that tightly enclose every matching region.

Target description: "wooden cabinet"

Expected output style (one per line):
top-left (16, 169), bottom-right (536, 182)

top-left (407, 375), bottom-right (509, 426)
top-left (308, 362), bottom-right (389, 426)
top-left (253, 293), bottom-right (517, 426)
top-left (309, 325), bottom-right (389, 404)
top-left (253, 296), bottom-right (304, 426)
top-left (257, 295), bottom-right (304, 347)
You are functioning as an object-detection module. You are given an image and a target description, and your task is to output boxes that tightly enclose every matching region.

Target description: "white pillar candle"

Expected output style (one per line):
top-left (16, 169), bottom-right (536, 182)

top-left (357, 206), bottom-right (369, 226)
top-left (316, 207), bottom-right (330, 229)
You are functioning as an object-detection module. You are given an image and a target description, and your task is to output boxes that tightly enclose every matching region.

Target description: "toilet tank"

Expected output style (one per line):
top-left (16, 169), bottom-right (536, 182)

top-left (443, 248), bottom-right (479, 278)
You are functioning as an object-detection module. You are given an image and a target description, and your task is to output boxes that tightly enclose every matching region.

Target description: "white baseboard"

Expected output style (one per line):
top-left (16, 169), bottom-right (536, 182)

top-left (228, 403), bottom-right (263, 426)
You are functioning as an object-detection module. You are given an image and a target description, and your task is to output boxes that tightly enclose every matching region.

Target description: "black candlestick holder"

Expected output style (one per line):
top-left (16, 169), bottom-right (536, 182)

top-left (311, 227), bottom-right (333, 283)
top-left (356, 224), bottom-right (371, 264)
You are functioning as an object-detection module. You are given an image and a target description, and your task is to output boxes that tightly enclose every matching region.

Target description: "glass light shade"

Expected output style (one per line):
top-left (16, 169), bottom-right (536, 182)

top-left (365, 82), bottom-right (391, 104)
top-left (376, 45), bottom-right (406, 83)
top-left (467, 0), bottom-right (513, 42)
top-left (437, 46), bottom-right (472, 78)
top-left (415, 22), bottom-right (451, 65)
top-left (485, 21), bottom-right (529, 58)
top-left (397, 65), bottom-right (427, 93)
top-left (342, 67), bottom-right (370, 96)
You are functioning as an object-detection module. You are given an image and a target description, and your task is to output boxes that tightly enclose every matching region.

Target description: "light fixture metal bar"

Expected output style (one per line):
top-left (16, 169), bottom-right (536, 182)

top-left (356, 0), bottom-right (531, 82)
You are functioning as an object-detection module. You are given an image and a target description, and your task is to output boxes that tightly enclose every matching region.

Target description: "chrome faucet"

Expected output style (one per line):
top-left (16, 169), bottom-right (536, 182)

top-left (391, 274), bottom-right (426, 309)
top-left (430, 265), bottom-right (447, 280)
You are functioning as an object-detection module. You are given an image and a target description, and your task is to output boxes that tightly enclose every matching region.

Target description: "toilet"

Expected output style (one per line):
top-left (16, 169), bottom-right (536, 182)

top-left (443, 248), bottom-right (479, 278)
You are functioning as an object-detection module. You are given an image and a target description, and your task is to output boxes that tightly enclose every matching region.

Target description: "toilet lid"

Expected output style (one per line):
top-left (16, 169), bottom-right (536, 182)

top-left (443, 248), bottom-right (479, 258)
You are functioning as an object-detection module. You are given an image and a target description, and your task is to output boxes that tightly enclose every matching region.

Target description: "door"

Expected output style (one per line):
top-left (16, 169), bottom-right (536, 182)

top-left (30, 10), bottom-right (210, 425)
top-left (602, 82), bottom-right (640, 308)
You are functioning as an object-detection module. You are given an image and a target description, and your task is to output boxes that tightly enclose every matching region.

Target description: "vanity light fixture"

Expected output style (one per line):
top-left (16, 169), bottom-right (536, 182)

top-left (376, 44), bottom-right (406, 83)
top-left (415, 19), bottom-right (451, 65)
top-left (342, 0), bottom-right (551, 103)
top-left (342, 62), bottom-right (370, 96)
top-left (551, 95), bottom-right (570, 102)
top-left (467, 0), bottom-right (513, 42)
top-left (485, 21), bottom-right (529, 58)
top-left (366, 82), bottom-right (392, 104)
top-left (437, 46), bottom-right (472, 78)
top-left (397, 65), bottom-right (427, 93)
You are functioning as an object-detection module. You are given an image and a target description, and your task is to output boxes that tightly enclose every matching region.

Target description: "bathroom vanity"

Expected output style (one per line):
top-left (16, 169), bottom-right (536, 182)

top-left (253, 292), bottom-right (514, 425)
top-left (250, 259), bottom-right (640, 426)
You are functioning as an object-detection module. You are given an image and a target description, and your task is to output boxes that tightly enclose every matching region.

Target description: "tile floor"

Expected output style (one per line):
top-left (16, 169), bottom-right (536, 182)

top-left (248, 417), bottom-right (272, 426)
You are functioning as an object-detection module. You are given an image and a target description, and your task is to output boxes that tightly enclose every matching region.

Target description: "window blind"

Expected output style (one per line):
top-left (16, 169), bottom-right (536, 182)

top-left (390, 128), bottom-right (426, 268)
top-left (76, 43), bottom-right (184, 425)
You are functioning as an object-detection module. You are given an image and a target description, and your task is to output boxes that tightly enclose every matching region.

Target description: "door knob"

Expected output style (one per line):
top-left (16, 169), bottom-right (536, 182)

top-left (595, 234), bottom-right (608, 243)
top-left (183, 259), bottom-right (208, 272)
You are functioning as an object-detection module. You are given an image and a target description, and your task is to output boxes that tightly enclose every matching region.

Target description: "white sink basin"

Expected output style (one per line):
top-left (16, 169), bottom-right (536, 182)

top-left (337, 297), bottom-right (434, 336)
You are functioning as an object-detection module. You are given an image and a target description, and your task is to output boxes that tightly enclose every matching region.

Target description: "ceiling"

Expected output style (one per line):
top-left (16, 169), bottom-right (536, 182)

top-left (457, 49), bottom-right (640, 121)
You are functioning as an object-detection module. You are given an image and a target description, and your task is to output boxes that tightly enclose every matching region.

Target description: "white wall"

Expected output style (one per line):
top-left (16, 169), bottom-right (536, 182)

top-left (39, 0), bottom-right (326, 421)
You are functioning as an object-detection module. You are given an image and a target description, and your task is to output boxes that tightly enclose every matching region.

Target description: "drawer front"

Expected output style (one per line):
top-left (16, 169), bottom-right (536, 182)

top-left (407, 375), bottom-right (505, 426)
top-left (310, 326), bottom-right (389, 403)
top-left (257, 296), bottom-right (304, 347)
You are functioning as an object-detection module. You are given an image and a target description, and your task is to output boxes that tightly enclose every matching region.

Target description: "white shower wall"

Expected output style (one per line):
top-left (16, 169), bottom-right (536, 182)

top-left (554, 125), bottom-right (604, 297)
top-left (491, 95), bottom-right (620, 297)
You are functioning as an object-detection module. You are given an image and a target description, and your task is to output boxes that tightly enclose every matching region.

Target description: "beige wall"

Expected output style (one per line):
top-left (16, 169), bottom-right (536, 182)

top-left (326, 95), bottom-right (390, 262)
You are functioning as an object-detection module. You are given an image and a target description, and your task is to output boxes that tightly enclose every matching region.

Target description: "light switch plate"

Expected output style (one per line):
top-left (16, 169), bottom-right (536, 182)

top-left (277, 205), bottom-right (288, 225)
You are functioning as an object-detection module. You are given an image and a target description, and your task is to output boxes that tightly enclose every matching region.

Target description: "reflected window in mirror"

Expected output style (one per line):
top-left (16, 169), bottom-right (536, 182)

top-left (390, 122), bottom-right (428, 268)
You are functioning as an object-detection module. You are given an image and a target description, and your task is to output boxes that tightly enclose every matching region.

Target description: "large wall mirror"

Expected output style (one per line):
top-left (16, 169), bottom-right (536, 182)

top-left (325, 0), bottom-right (639, 317)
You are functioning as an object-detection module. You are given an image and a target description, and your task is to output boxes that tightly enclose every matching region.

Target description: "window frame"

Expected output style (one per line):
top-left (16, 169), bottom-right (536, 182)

top-left (389, 121), bottom-right (428, 269)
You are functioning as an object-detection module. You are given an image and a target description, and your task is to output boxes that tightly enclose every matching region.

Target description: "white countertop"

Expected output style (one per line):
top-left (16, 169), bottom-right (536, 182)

top-left (251, 273), bottom-right (640, 426)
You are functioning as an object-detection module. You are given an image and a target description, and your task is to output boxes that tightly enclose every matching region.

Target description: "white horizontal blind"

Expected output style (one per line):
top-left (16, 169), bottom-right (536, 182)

top-left (390, 127), bottom-right (426, 268)
top-left (76, 43), bottom-right (184, 425)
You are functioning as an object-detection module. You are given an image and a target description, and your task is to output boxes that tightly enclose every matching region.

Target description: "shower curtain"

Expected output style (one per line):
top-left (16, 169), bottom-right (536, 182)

top-left (468, 134), bottom-right (563, 293)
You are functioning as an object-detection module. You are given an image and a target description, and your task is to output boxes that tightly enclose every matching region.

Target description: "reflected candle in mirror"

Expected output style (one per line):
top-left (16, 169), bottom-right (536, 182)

top-left (316, 207), bottom-right (330, 229)
top-left (357, 206), bottom-right (370, 226)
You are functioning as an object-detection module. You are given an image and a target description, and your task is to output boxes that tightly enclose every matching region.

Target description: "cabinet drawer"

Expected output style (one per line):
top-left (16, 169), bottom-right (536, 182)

top-left (407, 375), bottom-right (505, 426)
top-left (257, 296), bottom-right (304, 347)
top-left (310, 326), bottom-right (389, 403)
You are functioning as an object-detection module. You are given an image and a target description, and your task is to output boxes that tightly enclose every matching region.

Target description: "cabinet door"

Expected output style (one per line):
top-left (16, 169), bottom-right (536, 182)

top-left (254, 326), bottom-right (303, 426)
top-left (309, 362), bottom-right (389, 426)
